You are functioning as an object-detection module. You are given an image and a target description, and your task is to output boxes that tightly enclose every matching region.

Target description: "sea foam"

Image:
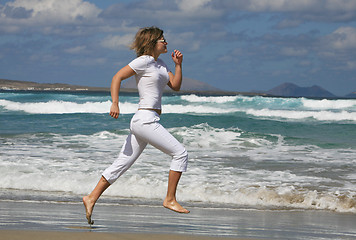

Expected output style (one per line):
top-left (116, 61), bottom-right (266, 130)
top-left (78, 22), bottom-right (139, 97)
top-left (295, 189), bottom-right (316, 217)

top-left (1, 123), bottom-right (355, 213)
top-left (1, 93), bottom-right (356, 213)
top-left (181, 94), bottom-right (239, 103)
top-left (0, 99), bottom-right (143, 114)
top-left (302, 98), bottom-right (356, 110)
top-left (246, 108), bottom-right (356, 122)
top-left (0, 99), bottom-right (236, 115)
top-left (0, 99), bottom-right (112, 114)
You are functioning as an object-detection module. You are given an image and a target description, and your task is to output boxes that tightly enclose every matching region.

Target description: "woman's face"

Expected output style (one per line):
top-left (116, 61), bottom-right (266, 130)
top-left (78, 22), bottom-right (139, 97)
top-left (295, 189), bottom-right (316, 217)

top-left (154, 36), bottom-right (168, 55)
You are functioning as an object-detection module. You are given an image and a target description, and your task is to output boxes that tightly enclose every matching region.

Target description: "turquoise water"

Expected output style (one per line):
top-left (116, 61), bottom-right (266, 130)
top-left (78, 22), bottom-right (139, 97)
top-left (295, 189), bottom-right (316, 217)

top-left (0, 90), bottom-right (355, 213)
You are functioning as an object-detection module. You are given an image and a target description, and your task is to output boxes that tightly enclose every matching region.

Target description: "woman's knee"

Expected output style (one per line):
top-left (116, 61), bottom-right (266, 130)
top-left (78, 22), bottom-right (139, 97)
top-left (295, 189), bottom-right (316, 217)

top-left (170, 148), bottom-right (188, 172)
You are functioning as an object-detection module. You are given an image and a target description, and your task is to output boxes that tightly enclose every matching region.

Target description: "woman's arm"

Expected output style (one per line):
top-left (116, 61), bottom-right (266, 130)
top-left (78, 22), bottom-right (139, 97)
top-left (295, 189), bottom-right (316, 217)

top-left (110, 65), bottom-right (136, 119)
top-left (167, 50), bottom-right (183, 91)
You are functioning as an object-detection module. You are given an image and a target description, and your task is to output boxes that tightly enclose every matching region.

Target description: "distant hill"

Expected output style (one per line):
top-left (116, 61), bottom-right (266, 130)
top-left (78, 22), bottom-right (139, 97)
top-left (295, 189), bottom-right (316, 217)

top-left (122, 77), bottom-right (222, 92)
top-left (0, 79), bottom-right (110, 92)
top-left (345, 91), bottom-right (356, 98)
top-left (0, 78), bottom-right (227, 94)
top-left (267, 83), bottom-right (336, 98)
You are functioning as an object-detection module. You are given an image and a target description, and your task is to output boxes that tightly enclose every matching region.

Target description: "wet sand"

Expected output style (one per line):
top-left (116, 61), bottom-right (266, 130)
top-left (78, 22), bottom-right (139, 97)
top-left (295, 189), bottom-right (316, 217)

top-left (0, 200), bottom-right (355, 239)
top-left (0, 230), bottom-right (251, 240)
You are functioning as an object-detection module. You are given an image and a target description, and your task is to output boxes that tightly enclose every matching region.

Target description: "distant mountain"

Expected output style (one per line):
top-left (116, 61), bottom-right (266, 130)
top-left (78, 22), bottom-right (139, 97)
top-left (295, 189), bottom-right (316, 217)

top-left (345, 91), bottom-right (356, 98)
top-left (267, 83), bottom-right (336, 98)
top-left (122, 77), bottom-right (222, 92)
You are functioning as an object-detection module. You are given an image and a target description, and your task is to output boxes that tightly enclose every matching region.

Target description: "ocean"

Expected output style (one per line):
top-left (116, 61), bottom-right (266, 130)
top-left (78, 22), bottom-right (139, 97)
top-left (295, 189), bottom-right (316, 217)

top-left (0, 90), bottom-right (355, 214)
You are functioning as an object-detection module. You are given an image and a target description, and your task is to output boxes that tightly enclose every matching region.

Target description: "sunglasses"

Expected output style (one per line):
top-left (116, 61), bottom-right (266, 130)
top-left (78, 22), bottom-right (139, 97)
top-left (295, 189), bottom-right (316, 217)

top-left (157, 39), bottom-right (167, 43)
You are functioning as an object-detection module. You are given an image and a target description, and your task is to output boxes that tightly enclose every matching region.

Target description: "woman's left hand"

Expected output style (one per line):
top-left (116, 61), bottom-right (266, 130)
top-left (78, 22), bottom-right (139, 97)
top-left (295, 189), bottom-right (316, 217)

top-left (172, 50), bottom-right (183, 65)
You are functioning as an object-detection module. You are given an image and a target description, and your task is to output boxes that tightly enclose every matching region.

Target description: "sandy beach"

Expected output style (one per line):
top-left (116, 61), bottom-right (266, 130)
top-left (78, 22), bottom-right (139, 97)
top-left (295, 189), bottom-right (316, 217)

top-left (1, 200), bottom-right (355, 239)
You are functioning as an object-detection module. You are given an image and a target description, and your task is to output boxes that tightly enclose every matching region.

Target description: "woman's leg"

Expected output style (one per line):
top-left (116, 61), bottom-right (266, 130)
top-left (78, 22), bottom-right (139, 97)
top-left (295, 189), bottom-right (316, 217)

top-left (83, 176), bottom-right (110, 224)
top-left (132, 112), bottom-right (189, 213)
top-left (83, 133), bottom-right (147, 224)
top-left (163, 170), bottom-right (190, 213)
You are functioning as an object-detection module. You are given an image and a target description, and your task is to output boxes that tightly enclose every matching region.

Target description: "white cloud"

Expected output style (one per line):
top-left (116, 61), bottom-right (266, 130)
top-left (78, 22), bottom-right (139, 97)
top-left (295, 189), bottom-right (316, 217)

top-left (71, 57), bottom-right (106, 66)
top-left (229, 0), bottom-right (356, 12)
top-left (328, 27), bottom-right (356, 50)
top-left (7, 0), bottom-right (101, 22)
top-left (65, 46), bottom-right (87, 54)
top-left (223, 0), bottom-right (316, 12)
top-left (100, 34), bottom-right (134, 50)
top-left (324, 0), bottom-right (356, 12)
top-left (175, 0), bottom-right (212, 12)
top-left (218, 55), bottom-right (234, 63)
top-left (0, 0), bottom-right (101, 33)
top-left (245, 0), bottom-right (311, 11)
top-left (346, 61), bottom-right (356, 70)
top-left (163, 0), bottom-right (222, 24)
top-left (165, 31), bottom-right (201, 51)
top-left (315, 26), bottom-right (356, 72)
top-left (29, 53), bottom-right (59, 63)
top-left (281, 47), bottom-right (308, 57)
top-left (275, 19), bottom-right (303, 29)
top-left (319, 26), bottom-right (356, 59)
top-left (222, 0), bottom-right (356, 23)
top-left (298, 60), bottom-right (312, 67)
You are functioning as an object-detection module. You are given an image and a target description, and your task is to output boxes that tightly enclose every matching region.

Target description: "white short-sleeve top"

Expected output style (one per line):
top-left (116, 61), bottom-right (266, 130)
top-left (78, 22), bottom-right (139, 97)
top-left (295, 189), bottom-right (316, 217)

top-left (128, 55), bottom-right (171, 110)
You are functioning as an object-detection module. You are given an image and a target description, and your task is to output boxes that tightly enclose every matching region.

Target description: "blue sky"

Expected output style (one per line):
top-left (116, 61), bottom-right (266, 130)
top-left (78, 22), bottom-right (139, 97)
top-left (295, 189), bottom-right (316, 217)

top-left (1, 0), bottom-right (356, 96)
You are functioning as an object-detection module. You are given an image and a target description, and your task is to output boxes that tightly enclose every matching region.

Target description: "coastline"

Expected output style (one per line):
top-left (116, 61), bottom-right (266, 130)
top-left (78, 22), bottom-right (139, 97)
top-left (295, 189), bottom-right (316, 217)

top-left (0, 78), bottom-right (112, 92)
top-left (2, 78), bottom-right (353, 99)
top-left (0, 78), bottom-right (267, 96)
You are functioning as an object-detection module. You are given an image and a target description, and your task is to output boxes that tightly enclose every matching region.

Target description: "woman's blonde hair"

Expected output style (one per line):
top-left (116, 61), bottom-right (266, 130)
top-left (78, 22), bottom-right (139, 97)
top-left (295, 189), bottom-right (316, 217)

top-left (130, 26), bottom-right (164, 57)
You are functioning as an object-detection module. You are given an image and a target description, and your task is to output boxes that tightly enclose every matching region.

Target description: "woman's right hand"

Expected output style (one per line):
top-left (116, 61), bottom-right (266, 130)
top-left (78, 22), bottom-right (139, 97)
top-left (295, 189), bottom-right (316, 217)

top-left (110, 103), bottom-right (120, 119)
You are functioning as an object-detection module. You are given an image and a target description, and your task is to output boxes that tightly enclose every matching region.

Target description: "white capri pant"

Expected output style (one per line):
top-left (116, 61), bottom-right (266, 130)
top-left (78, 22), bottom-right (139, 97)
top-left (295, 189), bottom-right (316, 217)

top-left (102, 110), bottom-right (188, 184)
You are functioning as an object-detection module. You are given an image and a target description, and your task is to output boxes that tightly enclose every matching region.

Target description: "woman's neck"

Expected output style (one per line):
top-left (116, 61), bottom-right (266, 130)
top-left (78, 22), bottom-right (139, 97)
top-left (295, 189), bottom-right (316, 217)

top-left (152, 51), bottom-right (160, 61)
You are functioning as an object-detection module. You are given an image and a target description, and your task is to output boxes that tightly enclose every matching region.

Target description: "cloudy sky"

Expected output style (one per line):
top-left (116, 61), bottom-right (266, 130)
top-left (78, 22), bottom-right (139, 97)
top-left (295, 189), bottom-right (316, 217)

top-left (1, 0), bottom-right (356, 96)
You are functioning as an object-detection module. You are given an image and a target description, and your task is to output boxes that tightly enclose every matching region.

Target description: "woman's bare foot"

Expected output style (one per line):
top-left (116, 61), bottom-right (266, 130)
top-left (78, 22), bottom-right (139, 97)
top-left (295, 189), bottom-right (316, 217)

top-left (83, 196), bottom-right (95, 225)
top-left (163, 198), bottom-right (190, 214)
